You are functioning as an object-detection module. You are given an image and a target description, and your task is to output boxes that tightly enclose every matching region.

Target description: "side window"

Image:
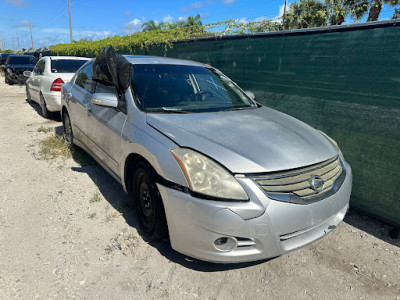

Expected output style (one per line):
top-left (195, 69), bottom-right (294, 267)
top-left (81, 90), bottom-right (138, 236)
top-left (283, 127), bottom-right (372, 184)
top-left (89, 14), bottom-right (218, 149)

top-left (34, 59), bottom-right (45, 75)
top-left (95, 82), bottom-right (117, 94)
top-left (75, 63), bottom-right (94, 93)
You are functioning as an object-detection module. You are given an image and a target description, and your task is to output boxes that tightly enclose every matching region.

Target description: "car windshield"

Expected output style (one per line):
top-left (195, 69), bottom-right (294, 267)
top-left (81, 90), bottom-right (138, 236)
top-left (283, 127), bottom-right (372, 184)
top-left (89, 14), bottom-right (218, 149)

top-left (51, 59), bottom-right (88, 73)
top-left (131, 64), bottom-right (255, 113)
top-left (7, 56), bottom-right (37, 65)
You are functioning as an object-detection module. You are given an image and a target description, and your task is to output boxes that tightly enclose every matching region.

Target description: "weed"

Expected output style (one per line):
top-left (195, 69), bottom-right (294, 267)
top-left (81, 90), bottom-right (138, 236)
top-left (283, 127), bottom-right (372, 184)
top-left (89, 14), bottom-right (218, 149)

top-left (89, 191), bottom-right (101, 203)
top-left (117, 228), bottom-right (140, 255)
top-left (106, 210), bottom-right (121, 222)
top-left (37, 126), bottom-right (53, 134)
top-left (38, 134), bottom-right (71, 160)
top-left (89, 213), bottom-right (96, 219)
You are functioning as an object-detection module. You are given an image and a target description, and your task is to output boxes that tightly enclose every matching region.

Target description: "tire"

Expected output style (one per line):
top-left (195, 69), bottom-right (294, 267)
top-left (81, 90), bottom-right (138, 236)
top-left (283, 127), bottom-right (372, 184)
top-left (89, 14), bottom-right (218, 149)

top-left (133, 162), bottom-right (168, 240)
top-left (39, 93), bottom-right (51, 119)
top-left (26, 85), bottom-right (32, 102)
top-left (62, 111), bottom-right (74, 148)
top-left (5, 75), bottom-right (13, 85)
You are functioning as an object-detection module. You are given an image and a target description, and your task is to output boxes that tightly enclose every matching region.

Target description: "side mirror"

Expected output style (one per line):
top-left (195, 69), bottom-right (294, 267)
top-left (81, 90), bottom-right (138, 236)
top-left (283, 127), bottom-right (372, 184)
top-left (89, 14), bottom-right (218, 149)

top-left (23, 71), bottom-right (32, 77)
top-left (91, 93), bottom-right (118, 108)
top-left (244, 90), bottom-right (255, 100)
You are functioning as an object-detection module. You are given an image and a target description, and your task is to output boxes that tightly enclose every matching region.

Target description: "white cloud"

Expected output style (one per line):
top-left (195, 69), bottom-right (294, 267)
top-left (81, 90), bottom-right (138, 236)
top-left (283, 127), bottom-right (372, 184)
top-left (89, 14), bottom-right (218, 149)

top-left (5, 0), bottom-right (30, 8)
top-left (222, 0), bottom-right (236, 5)
top-left (237, 18), bottom-right (247, 24)
top-left (130, 18), bottom-right (142, 26)
top-left (182, 0), bottom-right (212, 12)
top-left (120, 17), bottom-right (145, 34)
top-left (163, 15), bottom-right (174, 23)
top-left (278, 4), bottom-right (285, 18)
top-left (12, 20), bottom-right (32, 28)
top-left (41, 28), bottom-right (113, 40)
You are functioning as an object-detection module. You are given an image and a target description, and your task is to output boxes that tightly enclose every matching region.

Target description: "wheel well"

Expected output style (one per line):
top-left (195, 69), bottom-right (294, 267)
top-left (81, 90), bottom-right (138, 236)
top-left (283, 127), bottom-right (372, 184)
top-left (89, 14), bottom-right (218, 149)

top-left (124, 154), bottom-right (157, 194)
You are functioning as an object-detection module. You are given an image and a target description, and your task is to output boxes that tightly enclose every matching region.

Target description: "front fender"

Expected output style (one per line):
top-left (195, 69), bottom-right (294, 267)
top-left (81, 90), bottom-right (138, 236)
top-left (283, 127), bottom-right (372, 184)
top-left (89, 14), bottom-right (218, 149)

top-left (120, 122), bottom-right (188, 193)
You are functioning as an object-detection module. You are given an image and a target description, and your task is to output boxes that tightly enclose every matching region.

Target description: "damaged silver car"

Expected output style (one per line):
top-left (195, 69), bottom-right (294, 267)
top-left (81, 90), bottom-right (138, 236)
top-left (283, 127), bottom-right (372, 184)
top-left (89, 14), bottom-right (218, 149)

top-left (61, 47), bottom-right (352, 263)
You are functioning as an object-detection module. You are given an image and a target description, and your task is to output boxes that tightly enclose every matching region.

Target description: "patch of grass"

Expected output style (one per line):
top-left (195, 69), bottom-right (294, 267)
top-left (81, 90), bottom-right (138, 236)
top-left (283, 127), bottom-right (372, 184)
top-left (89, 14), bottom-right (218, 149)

top-left (115, 228), bottom-right (141, 256)
top-left (89, 213), bottom-right (96, 219)
top-left (89, 191), bottom-right (101, 203)
top-left (39, 134), bottom-right (71, 160)
top-left (37, 126), bottom-right (53, 134)
top-left (106, 210), bottom-right (121, 222)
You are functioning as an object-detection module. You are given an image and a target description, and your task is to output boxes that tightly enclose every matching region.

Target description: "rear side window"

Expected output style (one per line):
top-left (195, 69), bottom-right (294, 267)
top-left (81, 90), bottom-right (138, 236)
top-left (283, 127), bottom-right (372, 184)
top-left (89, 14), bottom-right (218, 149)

top-left (34, 59), bottom-right (45, 75)
top-left (75, 63), bottom-right (94, 92)
top-left (51, 59), bottom-right (88, 73)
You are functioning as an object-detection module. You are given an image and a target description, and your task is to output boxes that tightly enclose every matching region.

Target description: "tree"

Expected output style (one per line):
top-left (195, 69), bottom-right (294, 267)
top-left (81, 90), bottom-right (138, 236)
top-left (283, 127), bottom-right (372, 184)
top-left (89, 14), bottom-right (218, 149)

top-left (284, 0), bottom-right (328, 29)
top-left (142, 20), bottom-right (162, 32)
top-left (324, 0), bottom-right (349, 25)
top-left (345, 0), bottom-right (400, 22)
top-left (392, 8), bottom-right (400, 18)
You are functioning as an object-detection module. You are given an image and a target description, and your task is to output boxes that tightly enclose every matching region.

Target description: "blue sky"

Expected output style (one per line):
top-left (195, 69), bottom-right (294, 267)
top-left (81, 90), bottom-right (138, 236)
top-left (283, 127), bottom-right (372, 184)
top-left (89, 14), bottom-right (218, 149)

top-left (0, 0), bottom-right (397, 50)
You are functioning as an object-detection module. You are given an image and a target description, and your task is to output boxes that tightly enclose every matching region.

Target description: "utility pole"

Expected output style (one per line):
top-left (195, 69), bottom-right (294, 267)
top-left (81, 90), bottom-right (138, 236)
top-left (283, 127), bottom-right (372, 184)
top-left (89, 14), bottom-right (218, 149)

top-left (129, 22), bottom-right (131, 35)
top-left (282, 0), bottom-right (288, 30)
top-left (68, 0), bottom-right (73, 42)
top-left (29, 21), bottom-right (34, 49)
top-left (16, 32), bottom-right (20, 51)
top-left (12, 38), bottom-right (15, 51)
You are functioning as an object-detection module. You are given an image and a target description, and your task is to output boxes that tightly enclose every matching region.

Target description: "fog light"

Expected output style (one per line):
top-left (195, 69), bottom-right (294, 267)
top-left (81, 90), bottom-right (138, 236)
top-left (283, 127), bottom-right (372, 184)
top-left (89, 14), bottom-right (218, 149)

top-left (214, 237), bottom-right (237, 252)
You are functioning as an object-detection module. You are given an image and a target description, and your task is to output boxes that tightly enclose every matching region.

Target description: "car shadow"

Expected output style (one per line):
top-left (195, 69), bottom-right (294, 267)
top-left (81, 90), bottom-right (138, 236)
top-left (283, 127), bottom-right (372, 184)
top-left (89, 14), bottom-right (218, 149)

top-left (62, 141), bottom-right (269, 271)
top-left (344, 206), bottom-right (400, 247)
top-left (25, 99), bottom-right (61, 121)
top-left (53, 125), bottom-right (399, 268)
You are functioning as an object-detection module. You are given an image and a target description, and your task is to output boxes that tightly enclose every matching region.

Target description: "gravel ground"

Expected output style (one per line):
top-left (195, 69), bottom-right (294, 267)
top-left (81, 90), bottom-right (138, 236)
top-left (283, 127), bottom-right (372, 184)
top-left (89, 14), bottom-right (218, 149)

top-left (0, 77), bottom-right (399, 300)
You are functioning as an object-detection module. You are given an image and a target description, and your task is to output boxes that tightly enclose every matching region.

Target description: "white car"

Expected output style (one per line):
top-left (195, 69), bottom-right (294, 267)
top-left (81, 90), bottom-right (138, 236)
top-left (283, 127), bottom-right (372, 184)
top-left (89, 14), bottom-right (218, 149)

top-left (25, 56), bottom-right (90, 118)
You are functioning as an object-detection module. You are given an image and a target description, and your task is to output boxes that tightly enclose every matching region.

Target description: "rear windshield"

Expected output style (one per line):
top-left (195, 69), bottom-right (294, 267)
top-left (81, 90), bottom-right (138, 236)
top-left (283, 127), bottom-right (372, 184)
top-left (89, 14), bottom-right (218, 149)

top-left (51, 59), bottom-right (88, 73)
top-left (7, 56), bottom-right (37, 65)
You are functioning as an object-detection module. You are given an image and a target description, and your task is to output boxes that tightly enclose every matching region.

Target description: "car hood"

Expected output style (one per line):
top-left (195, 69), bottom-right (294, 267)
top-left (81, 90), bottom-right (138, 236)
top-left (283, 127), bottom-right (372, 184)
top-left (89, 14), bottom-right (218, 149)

top-left (8, 64), bottom-right (34, 70)
top-left (146, 107), bottom-right (338, 174)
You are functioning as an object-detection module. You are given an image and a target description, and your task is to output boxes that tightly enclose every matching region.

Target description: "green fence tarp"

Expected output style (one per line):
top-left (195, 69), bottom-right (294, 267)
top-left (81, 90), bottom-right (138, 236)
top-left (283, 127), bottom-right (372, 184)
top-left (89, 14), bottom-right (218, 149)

top-left (144, 21), bottom-right (400, 226)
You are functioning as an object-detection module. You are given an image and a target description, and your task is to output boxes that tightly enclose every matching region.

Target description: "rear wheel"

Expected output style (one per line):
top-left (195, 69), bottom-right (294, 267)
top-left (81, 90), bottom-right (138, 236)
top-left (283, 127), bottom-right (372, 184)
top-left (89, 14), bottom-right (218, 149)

top-left (133, 162), bottom-right (168, 240)
top-left (62, 111), bottom-right (74, 148)
top-left (26, 85), bottom-right (32, 102)
top-left (39, 93), bottom-right (51, 119)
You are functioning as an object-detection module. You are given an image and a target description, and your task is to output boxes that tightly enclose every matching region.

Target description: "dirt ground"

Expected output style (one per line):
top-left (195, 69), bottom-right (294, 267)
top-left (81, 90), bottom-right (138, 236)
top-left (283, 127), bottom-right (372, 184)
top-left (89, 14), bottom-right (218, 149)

top-left (0, 76), bottom-right (399, 300)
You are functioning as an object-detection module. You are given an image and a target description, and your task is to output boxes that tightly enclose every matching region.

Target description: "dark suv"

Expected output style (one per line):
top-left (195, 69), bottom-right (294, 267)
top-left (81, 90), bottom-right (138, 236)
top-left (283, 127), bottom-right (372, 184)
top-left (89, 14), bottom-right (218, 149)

top-left (4, 55), bottom-right (37, 85)
top-left (0, 53), bottom-right (12, 73)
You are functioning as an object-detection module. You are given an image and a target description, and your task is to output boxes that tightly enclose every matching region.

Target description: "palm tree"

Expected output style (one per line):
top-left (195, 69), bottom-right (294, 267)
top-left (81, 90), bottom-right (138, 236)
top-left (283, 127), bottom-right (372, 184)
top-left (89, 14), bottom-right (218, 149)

top-left (285, 0), bottom-right (328, 29)
top-left (324, 0), bottom-right (349, 25)
top-left (345, 0), bottom-right (400, 22)
top-left (142, 20), bottom-right (161, 32)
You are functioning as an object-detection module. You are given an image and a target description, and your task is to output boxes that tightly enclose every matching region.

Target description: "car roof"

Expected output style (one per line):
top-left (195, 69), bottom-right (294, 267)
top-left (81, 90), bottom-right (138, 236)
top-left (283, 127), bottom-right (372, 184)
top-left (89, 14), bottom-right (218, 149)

top-left (124, 55), bottom-right (209, 68)
top-left (47, 56), bottom-right (91, 60)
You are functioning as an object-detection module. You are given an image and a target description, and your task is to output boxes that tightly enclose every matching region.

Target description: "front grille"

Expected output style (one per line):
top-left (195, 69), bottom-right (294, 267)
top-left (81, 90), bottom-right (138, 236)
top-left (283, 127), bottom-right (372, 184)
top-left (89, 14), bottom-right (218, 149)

top-left (252, 156), bottom-right (346, 204)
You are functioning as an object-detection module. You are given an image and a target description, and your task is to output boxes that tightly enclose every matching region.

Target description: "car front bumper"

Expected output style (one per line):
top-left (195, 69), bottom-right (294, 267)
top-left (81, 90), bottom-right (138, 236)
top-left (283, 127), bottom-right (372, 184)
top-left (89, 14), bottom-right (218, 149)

top-left (42, 92), bottom-right (62, 112)
top-left (158, 162), bottom-right (352, 263)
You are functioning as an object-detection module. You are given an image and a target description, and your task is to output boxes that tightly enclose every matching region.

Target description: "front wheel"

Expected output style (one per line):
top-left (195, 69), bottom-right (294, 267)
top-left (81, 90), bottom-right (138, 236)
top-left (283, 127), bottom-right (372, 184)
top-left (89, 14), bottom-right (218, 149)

top-left (133, 163), bottom-right (168, 241)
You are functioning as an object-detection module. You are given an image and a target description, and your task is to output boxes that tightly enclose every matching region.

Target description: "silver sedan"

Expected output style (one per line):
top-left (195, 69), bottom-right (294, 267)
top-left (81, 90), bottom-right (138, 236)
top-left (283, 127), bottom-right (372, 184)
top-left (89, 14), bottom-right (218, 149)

top-left (61, 49), bottom-right (352, 263)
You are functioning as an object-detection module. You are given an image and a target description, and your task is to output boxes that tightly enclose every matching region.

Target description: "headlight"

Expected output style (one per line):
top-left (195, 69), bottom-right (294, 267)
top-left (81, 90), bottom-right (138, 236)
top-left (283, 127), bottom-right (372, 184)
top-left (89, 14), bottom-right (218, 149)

top-left (318, 130), bottom-right (345, 161)
top-left (171, 148), bottom-right (248, 200)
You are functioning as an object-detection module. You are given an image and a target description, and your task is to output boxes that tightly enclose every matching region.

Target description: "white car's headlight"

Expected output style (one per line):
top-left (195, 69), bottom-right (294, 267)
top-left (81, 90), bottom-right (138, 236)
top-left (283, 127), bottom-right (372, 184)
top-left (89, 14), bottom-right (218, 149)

top-left (318, 130), bottom-right (345, 161)
top-left (171, 148), bottom-right (248, 200)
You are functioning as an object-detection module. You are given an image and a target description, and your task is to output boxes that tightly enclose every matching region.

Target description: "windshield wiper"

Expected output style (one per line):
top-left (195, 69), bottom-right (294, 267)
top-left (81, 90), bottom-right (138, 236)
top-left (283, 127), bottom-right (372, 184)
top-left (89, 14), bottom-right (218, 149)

top-left (147, 108), bottom-right (189, 114)
top-left (224, 106), bottom-right (254, 111)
